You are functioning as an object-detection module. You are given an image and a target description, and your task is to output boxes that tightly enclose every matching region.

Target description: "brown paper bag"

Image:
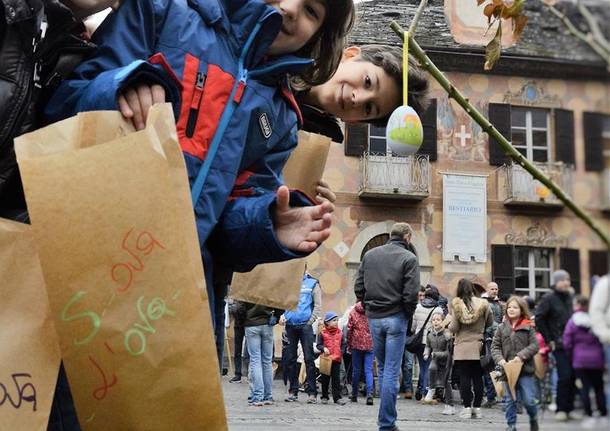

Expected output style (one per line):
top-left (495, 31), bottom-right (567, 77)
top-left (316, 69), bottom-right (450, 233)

top-left (0, 219), bottom-right (61, 430)
top-left (319, 355), bottom-right (332, 376)
top-left (15, 104), bottom-right (226, 431)
top-left (230, 131), bottom-right (331, 309)
top-left (533, 353), bottom-right (546, 380)
top-left (502, 360), bottom-right (523, 400)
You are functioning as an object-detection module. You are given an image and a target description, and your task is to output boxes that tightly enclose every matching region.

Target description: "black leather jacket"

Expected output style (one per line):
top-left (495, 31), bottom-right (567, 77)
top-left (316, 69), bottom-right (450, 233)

top-left (0, 0), bottom-right (92, 214)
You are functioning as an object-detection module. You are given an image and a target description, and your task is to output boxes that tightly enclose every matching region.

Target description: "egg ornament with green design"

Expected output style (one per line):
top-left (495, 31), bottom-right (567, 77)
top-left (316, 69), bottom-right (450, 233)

top-left (385, 105), bottom-right (423, 156)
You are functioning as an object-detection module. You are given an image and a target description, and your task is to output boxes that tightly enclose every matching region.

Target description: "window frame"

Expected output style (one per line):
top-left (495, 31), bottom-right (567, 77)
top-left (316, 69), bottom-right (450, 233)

top-left (514, 246), bottom-right (554, 299)
top-left (510, 107), bottom-right (552, 163)
top-left (367, 125), bottom-right (387, 155)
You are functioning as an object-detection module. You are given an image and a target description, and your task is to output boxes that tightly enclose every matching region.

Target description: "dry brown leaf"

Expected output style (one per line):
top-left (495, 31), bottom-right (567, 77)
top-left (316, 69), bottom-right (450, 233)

top-left (513, 14), bottom-right (528, 40)
top-left (484, 23), bottom-right (503, 71)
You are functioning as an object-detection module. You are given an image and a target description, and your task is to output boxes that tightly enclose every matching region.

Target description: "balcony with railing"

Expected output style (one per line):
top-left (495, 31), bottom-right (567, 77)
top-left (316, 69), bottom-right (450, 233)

top-left (359, 153), bottom-right (430, 200)
top-left (501, 162), bottom-right (573, 208)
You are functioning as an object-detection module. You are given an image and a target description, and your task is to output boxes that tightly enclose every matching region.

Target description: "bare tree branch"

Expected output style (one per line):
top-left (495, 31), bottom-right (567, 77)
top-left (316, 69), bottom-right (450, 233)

top-left (577, 0), bottom-right (610, 51)
top-left (541, 0), bottom-right (610, 67)
top-left (409, 0), bottom-right (429, 34)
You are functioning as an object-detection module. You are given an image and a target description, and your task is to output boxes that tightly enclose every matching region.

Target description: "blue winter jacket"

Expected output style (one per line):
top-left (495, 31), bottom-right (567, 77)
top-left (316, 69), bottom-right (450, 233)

top-left (45, 0), bottom-right (315, 282)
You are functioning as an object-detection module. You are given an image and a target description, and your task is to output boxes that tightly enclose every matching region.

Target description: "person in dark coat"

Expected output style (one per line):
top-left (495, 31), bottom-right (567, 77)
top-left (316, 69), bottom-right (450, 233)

top-left (354, 222), bottom-right (420, 431)
top-left (535, 269), bottom-right (576, 422)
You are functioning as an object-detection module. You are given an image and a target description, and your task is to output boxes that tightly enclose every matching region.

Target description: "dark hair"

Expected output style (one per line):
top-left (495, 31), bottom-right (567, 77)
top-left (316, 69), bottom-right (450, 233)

top-left (419, 286), bottom-right (426, 293)
top-left (293, 0), bottom-right (355, 88)
top-left (356, 45), bottom-right (430, 126)
top-left (574, 295), bottom-right (589, 311)
top-left (456, 278), bottom-right (475, 310)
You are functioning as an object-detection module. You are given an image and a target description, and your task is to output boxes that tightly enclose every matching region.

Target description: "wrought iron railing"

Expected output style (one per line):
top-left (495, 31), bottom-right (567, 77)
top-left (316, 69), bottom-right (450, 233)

top-left (502, 161), bottom-right (573, 205)
top-left (359, 153), bottom-right (430, 197)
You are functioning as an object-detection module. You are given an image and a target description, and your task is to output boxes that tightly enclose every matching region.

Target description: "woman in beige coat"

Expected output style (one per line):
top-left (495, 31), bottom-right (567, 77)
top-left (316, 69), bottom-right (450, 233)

top-left (448, 279), bottom-right (494, 420)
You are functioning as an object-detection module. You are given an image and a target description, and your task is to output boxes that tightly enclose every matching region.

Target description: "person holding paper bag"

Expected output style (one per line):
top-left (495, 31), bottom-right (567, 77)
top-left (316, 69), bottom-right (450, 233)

top-left (44, 0), bottom-right (354, 292)
top-left (491, 296), bottom-right (540, 431)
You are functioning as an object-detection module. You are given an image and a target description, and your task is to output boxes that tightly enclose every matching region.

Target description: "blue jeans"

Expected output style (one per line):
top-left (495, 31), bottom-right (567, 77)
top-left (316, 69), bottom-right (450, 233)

top-left (369, 313), bottom-right (408, 431)
top-left (605, 345), bottom-right (610, 414)
top-left (400, 349), bottom-right (414, 393)
top-left (246, 325), bottom-right (274, 402)
top-left (483, 372), bottom-right (497, 401)
top-left (352, 349), bottom-right (374, 397)
top-left (504, 375), bottom-right (538, 426)
top-left (415, 348), bottom-right (430, 394)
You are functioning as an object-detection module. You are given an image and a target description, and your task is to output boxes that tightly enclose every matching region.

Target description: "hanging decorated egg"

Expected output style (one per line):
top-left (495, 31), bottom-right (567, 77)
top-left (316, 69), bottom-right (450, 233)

top-left (385, 105), bottom-right (424, 156)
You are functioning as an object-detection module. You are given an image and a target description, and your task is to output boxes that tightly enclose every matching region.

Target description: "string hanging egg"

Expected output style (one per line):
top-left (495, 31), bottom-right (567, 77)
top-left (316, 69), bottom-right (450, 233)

top-left (385, 31), bottom-right (424, 156)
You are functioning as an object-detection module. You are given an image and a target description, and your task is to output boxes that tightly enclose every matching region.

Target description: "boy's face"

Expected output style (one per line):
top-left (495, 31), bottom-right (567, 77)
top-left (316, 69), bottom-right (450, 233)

top-left (431, 314), bottom-right (443, 331)
top-left (266, 0), bottom-right (326, 56)
top-left (307, 47), bottom-right (400, 123)
top-left (326, 317), bottom-right (339, 328)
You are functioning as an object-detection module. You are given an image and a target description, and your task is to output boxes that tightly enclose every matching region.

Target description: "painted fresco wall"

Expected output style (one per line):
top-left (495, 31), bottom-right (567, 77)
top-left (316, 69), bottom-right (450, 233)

top-left (306, 72), bottom-right (610, 315)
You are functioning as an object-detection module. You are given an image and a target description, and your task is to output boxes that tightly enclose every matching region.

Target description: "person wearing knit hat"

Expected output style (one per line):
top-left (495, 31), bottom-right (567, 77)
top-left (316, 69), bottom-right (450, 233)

top-left (316, 311), bottom-right (346, 405)
top-left (535, 268), bottom-right (577, 422)
top-left (324, 311), bottom-right (339, 323)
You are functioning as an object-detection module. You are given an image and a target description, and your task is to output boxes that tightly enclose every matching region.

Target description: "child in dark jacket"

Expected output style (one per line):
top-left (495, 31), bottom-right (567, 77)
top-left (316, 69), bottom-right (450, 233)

top-left (492, 296), bottom-right (540, 431)
top-left (346, 302), bottom-right (374, 405)
top-left (423, 311), bottom-right (452, 409)
top-left (317, 311), bottom-right (346, 405)
top-left (563, 295), bottom-right (608, 427)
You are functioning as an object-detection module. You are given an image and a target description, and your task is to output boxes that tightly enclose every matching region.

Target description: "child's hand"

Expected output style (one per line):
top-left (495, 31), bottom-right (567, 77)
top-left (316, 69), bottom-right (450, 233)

top-left (273, 186), bottom-right (333, 253)
top-left (498, 359), bottom-right (507, 367)
top-left (117, 83), bottom-right (166, 131)
top-left (324, 348), bottom-right (330, 355)
top-left (512, 356), bottom-right (523, 363)
top-left (279, 315), bottom-right (286, 326)
top-left (315, 180), bottom-right (336, 205)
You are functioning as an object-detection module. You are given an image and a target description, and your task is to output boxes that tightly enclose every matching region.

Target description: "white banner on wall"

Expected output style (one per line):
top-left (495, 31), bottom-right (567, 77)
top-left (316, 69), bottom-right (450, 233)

top-left (442, 173), bottom-right (487, 263)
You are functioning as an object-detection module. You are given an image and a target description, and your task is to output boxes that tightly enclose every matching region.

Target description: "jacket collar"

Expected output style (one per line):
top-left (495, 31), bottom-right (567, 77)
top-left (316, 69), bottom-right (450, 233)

top-left (388, 237), bottom-right (410, 248)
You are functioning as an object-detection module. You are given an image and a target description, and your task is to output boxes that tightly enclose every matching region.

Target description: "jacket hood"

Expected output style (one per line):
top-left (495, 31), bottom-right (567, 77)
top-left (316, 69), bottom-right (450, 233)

top-left (451, 297), bottom-right (487, 325)
top-left (572, 311), bottom-right (592, 328)
top-left (512, 318), bottom-right (533, 331)
top-left (354, 302), bottom-right (365, 314)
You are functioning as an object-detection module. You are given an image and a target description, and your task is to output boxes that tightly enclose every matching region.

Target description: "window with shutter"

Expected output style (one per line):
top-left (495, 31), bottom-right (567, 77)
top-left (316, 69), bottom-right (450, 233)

top-left (510, 107), bottom-right (551, 163)
top-left (583, 112), bottom-right (604, 172)
top-left (514, 247), bottom-right (554, 300)
top-left (418, 99), bottom-right (437, 161)
top-left (488, 103), bottom-right (512, 166)
top-left (345, 124), bottom-right (368, 157)
top-left (559, 248), bottom-right (581, 294)
top-left (589, 250), bottom-right (609, 279)
top-left (491, 244), bottom-right (515, 300)
top-left (554, 109), bottom-right (575, 166)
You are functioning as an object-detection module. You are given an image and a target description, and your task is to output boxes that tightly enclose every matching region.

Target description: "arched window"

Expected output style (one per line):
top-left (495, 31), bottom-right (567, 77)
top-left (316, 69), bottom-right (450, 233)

top-left (360, 234), bottom-right (389, 261)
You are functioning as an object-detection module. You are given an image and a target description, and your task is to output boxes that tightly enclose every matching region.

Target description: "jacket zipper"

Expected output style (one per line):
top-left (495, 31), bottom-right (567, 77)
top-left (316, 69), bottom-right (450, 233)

top-left (185, 72), bottom-right (206, 138)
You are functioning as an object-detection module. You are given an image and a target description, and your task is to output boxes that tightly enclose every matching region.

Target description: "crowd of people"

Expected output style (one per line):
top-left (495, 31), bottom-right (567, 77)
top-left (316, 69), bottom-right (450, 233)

top-left (226, 224), bottom-right (610, 431)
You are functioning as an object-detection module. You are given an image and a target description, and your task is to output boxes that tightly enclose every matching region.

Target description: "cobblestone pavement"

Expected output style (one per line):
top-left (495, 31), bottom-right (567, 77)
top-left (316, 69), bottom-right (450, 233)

top-left (223, 376), bottom-right (606, 431)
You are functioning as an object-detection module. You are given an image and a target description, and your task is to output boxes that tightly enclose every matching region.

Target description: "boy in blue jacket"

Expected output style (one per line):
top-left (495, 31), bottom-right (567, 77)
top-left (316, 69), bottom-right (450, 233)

top-left (45, 0), bottom-right (354, 295)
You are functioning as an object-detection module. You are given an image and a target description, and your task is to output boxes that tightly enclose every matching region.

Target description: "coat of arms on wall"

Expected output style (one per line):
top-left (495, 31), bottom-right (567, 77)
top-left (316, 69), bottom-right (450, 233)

top-left (505, 223), bottom-right (567, 247)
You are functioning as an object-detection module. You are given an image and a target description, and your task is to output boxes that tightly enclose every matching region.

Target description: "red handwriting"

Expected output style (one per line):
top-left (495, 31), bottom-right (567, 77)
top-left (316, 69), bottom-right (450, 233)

top-left (88, 356), bottom-right (118, 401)
top-left (0, 373), bottom-right (37, 411)
top-left (111, 229), bottom-right (165, 293)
